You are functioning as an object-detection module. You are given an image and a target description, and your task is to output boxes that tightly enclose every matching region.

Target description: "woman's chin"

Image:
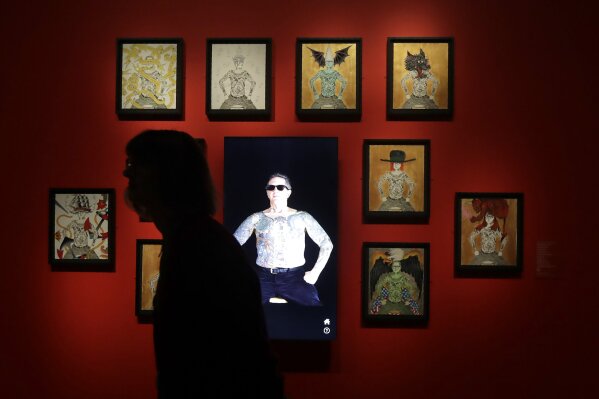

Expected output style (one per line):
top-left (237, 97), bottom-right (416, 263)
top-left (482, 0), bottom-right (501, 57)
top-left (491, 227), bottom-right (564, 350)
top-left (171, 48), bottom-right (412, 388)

top-left (124, 189), bottom-right (152, 220)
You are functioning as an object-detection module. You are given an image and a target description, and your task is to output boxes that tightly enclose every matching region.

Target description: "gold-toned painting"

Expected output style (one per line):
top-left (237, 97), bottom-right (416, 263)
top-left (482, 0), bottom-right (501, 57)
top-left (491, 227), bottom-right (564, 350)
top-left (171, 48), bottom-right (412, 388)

top-left (135, 239), bottom-right (162, 316)
top-left (362, 242), bottom-right (429, 324)
top-left (455, 193), bottom-right (523, 275)
top-left (296, 38), bottom-right (361, 120)
top-left (363, 139), bottom-right (430, 223)
top-left (117, 38), bottom-right (183, 119)
top-left (387, 37), bottom-right (453, 120)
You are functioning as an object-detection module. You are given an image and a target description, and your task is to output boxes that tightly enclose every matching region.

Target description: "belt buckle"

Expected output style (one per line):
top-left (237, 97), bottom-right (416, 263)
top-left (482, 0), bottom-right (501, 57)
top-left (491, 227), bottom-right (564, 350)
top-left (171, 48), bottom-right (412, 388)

top-left (270, 268), bottom-right (278, 274)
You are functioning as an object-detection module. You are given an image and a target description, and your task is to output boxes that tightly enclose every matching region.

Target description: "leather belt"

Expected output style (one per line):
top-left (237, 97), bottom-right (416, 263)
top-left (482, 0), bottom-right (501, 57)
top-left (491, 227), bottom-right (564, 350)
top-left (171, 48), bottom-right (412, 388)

top-left (267, 267), bottom-right (293, 274)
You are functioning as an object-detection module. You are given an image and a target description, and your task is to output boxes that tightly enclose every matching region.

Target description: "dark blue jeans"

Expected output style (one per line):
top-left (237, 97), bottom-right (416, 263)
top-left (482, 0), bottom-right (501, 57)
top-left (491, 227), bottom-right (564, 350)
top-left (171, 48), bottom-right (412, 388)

top-left (256, 266), bottom-right (322, 306)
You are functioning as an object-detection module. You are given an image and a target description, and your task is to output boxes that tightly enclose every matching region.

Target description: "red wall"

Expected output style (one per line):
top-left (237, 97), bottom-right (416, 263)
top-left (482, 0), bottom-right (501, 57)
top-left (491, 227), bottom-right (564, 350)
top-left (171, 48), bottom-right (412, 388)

top-left (2, 1), bottom-right (596, 398)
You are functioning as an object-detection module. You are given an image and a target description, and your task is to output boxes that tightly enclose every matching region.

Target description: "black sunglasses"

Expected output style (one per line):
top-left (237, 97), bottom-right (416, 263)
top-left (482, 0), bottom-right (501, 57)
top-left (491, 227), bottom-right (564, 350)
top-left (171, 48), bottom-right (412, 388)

top-left (265, 185), bottom-right (289, 191)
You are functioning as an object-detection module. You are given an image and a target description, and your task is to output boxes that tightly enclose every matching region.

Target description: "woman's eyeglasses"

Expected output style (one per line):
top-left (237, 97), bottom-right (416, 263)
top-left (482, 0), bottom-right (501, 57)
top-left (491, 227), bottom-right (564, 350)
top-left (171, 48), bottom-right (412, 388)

top-left (265, 185), bottom-right (289, 191)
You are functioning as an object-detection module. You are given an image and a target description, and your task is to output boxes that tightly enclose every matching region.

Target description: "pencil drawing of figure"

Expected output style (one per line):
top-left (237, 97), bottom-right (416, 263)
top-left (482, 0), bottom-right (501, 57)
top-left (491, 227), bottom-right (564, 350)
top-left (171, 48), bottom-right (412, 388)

top-left (307, 46), bottom-right (351, 109)
top-left (377, 150), bottom-right (416, 212)
top-left (400, 49), bottom-right (439, 109)
top-left (219, 53), bottom-right (257, 110)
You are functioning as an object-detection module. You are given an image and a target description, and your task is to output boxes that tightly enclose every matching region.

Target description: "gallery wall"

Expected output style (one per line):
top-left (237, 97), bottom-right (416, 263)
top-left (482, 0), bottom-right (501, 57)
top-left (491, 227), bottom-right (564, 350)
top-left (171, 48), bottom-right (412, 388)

top-left (1, 0), bottom-right (596, 398)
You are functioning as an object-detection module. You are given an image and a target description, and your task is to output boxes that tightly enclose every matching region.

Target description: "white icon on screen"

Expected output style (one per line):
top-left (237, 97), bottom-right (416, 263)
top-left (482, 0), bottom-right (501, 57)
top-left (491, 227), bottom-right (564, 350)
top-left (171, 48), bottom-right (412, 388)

top-left (324, 319), bottom-right (330, 325)
top-left (323, 327), bottom-right (331, 334)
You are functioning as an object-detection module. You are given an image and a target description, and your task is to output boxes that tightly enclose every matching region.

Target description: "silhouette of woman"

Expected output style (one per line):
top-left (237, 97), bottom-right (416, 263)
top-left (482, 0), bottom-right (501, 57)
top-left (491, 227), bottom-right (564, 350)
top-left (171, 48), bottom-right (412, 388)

top-left (124, 130), bottom-right (284, 398)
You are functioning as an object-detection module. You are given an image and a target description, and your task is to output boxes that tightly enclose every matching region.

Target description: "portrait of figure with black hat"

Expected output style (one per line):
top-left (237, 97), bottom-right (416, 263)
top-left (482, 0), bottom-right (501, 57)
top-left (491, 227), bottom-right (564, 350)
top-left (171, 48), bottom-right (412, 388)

top-left (363, 140), bottom-right (430, 223)
top-left (377, 149), bottom-right (417, 212)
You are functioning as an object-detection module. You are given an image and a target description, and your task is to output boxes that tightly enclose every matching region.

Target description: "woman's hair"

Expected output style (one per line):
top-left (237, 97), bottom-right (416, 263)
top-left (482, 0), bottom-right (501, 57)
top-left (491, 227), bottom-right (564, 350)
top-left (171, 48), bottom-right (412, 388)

top-left (478, 213), bottom-right (501, 232)
top-left (126, 130), bottom-right (216, 215)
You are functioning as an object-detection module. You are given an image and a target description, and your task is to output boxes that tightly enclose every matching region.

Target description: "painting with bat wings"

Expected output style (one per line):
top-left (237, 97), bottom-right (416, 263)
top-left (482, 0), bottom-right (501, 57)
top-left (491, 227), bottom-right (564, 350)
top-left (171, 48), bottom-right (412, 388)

top-left (296, 38), bottom-right (361, 120)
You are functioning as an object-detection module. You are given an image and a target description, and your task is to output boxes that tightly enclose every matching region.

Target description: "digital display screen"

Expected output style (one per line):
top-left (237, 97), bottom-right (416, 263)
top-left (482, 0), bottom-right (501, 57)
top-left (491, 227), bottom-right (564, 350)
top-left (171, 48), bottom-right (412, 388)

top-left (224, 137), bottom-right (338, 340)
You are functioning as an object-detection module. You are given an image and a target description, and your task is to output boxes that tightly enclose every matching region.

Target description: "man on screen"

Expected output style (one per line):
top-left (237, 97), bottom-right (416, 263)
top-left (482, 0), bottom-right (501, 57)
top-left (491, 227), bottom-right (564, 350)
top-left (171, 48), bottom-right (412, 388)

top-left (234, 173), bottom-right (333, 306)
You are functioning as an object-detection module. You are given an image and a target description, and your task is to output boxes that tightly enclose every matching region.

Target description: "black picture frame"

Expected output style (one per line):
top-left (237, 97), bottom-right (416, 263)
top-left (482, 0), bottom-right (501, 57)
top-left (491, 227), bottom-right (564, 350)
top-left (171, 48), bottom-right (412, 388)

top-left (296, 37), bottom-right (362, 121)
top-left (116, 38), bottom-right (184, 120)
top-left (363, 139), bottom-right (430, 224)
top-left (135, 239), bottom-right (163, 318)
top-left (206, 38), bottom-right (272, 121)
top-left (49, 189), bottom-right (115, 270)
top-left (362, 242), bottom-right (429, 326)
top-left (387, 37), bottom-right (453, 120)
top-left (455, 192), bottom-right (524, 277)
